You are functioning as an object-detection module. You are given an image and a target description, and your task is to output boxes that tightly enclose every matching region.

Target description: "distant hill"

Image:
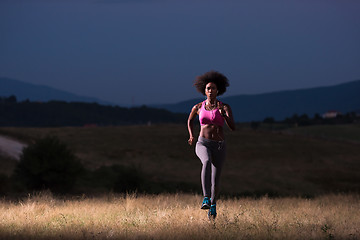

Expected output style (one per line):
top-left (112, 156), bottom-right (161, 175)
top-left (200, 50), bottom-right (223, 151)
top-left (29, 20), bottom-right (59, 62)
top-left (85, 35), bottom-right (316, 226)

top-left (155, 79), bottom-right (360, 122)
top-left (0, 77), bottom-right (112, 105)
top-left (0, 98), bottom-right (187, 127)
top-left (2, 77), bottom-right (359, 123)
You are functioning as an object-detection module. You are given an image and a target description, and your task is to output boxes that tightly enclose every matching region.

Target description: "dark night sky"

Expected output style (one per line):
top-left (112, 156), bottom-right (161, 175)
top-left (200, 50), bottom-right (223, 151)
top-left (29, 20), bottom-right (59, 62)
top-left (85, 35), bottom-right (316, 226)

top-left (1, 0), bottom-right (360, 106)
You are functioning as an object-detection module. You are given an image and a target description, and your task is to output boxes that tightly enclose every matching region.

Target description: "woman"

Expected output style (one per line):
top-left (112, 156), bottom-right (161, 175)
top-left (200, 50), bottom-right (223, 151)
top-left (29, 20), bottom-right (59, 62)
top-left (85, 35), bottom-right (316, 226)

top-left (187, 70), bottom-right (236, 220)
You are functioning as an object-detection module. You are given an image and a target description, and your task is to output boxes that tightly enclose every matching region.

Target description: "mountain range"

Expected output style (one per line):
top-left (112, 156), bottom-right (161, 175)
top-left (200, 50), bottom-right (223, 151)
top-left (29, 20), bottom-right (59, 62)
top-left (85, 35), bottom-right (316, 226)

top-left (0, 77), bottom-right (112, 105)
top-left (156, 80), bottom-right (360, 122)
top-left (1, 77), bottom-right (360, 122)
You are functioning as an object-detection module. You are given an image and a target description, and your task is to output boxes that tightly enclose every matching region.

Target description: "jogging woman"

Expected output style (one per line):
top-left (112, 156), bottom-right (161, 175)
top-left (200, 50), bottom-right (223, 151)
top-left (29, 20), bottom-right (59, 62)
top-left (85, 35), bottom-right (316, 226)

top-left (187, 70), bottom-right (236, 220)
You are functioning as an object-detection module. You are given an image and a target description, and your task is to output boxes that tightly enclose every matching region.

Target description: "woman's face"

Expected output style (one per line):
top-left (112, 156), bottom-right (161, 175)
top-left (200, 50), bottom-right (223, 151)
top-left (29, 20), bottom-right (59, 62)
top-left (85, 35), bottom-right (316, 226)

top-left (205, 82), bottom-right (218, 99)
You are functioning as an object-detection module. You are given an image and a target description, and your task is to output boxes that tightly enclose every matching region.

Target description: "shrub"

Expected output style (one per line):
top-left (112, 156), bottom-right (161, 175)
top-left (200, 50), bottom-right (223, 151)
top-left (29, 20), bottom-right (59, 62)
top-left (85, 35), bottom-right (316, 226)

top-left (13, 136), bottom-right (84, 194)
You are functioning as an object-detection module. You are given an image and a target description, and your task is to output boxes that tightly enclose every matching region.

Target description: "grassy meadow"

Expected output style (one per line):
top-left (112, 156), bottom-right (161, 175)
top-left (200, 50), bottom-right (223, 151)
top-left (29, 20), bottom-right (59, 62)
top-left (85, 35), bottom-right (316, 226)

top-left (0, 192), bottom-right (359, 240)
top-left (0, 123), bottom-right (360, 239)
top-left (1, 123), bottom-right (360, 197)
top-left (284, 124), bottom-right (360, 143)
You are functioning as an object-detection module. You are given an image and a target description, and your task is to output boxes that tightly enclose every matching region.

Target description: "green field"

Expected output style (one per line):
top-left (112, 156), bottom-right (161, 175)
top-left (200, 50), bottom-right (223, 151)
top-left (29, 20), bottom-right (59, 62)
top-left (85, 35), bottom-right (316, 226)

top-left (1, 123), bottom-right (360, 197)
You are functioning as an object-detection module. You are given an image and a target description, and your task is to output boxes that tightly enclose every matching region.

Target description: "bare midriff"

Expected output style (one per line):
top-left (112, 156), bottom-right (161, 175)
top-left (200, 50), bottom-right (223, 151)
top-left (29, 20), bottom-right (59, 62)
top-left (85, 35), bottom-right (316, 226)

top-left (199, 124), bottom-right (224, 141)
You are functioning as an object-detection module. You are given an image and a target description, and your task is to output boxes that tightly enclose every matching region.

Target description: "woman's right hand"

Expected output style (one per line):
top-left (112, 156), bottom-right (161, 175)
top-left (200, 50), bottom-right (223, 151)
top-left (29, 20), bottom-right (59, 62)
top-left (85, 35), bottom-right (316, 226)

top-left (188, 137), bottom-right (194, 145)
top-left (187, 103), bottom-right (201, 146)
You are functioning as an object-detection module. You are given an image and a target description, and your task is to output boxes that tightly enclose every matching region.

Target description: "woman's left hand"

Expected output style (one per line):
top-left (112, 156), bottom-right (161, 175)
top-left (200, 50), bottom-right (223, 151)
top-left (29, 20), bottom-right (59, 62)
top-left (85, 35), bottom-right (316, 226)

top-left (217, 101), bottom-right (226, 117)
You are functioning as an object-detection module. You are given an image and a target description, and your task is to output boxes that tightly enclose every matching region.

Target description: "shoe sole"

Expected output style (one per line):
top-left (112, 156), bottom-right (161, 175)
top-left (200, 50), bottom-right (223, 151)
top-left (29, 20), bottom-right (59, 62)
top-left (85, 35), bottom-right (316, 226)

top-left (201, 204), bottom-right (210, 210)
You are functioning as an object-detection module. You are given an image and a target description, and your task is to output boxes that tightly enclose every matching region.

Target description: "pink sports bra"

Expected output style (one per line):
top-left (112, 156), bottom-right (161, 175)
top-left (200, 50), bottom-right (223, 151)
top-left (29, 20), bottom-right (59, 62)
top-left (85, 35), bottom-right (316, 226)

top-left (199, 101), bottom-right (225, 127)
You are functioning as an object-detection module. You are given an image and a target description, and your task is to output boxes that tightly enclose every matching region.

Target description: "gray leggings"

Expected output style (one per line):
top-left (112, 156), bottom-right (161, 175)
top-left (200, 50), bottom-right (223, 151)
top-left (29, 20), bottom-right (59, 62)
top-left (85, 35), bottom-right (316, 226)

top-left (195, 136), bottom-right (226, 204)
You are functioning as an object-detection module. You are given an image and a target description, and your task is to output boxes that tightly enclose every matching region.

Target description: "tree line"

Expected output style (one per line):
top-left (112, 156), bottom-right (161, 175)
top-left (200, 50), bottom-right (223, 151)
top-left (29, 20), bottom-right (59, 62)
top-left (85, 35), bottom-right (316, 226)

top-left (1, 95), bottom-right (359, 127)
top-left (250, 112), bottom-right (360, 130)
top-left (0, 95), bottom-right (187, 127)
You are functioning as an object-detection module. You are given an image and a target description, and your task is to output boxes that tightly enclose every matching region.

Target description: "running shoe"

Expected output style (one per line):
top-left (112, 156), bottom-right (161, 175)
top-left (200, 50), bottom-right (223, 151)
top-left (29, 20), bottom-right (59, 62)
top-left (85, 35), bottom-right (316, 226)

top-left (201, 197), bottom-right (211, 209)
top-left (208, 204), bottom-right (217, 220)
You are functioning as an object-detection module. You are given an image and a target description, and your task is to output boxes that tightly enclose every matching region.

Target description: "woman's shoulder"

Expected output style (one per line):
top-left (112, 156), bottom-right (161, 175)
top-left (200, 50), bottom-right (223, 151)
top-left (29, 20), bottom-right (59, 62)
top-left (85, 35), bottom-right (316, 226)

top-left (191, 102), bottom-right (203, 111)
top-left (194, 101), bottom-right (203, 108)
top-left (219, 101), bottom-right (231, 109)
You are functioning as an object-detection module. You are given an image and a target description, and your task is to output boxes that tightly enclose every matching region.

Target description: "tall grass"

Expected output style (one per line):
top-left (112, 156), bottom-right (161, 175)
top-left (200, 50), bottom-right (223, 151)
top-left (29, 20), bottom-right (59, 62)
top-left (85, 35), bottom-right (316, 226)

top-left (0, 192), bottom-right (359, 240)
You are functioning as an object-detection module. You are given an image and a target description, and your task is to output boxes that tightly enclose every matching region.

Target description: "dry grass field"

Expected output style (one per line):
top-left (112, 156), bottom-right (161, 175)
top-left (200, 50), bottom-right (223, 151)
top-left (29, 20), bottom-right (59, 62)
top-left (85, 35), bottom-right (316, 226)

top-left (0, 124), bottom-right (360, 239)
top-left (0, 192), bottom-right (359, 240)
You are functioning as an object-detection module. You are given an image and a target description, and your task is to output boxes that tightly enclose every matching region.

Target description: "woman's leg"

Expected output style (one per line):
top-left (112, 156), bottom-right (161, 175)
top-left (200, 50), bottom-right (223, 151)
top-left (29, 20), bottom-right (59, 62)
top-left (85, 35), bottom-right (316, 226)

top-left (195, 141), bottom-right (212, 198)
top-left (210, 142), bottom-right (226, 204)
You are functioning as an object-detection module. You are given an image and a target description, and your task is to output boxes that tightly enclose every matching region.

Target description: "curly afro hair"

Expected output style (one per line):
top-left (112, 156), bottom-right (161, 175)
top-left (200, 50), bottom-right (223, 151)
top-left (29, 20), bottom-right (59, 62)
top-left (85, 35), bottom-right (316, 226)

top-left (194, 70), bottom-right (229, 96)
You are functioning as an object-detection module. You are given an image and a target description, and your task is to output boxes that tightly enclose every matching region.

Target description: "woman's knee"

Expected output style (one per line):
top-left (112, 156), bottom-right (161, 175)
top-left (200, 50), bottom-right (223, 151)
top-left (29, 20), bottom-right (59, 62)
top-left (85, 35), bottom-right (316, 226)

top-left (202, 158), bottom-right (212, 167)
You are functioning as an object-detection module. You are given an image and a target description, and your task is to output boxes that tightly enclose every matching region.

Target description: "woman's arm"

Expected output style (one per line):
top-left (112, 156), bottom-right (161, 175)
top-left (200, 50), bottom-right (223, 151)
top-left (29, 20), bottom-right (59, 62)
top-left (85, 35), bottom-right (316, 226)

top-left (187, 104), bottom-right (200, 145)
top-left (220, 103), bottom-right (236, 131)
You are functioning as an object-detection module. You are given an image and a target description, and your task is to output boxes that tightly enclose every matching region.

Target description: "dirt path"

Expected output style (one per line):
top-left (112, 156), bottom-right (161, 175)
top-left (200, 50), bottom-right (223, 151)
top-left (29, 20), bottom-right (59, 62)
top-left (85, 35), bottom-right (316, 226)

top-left (0, 135), bottom-right (27, 161)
